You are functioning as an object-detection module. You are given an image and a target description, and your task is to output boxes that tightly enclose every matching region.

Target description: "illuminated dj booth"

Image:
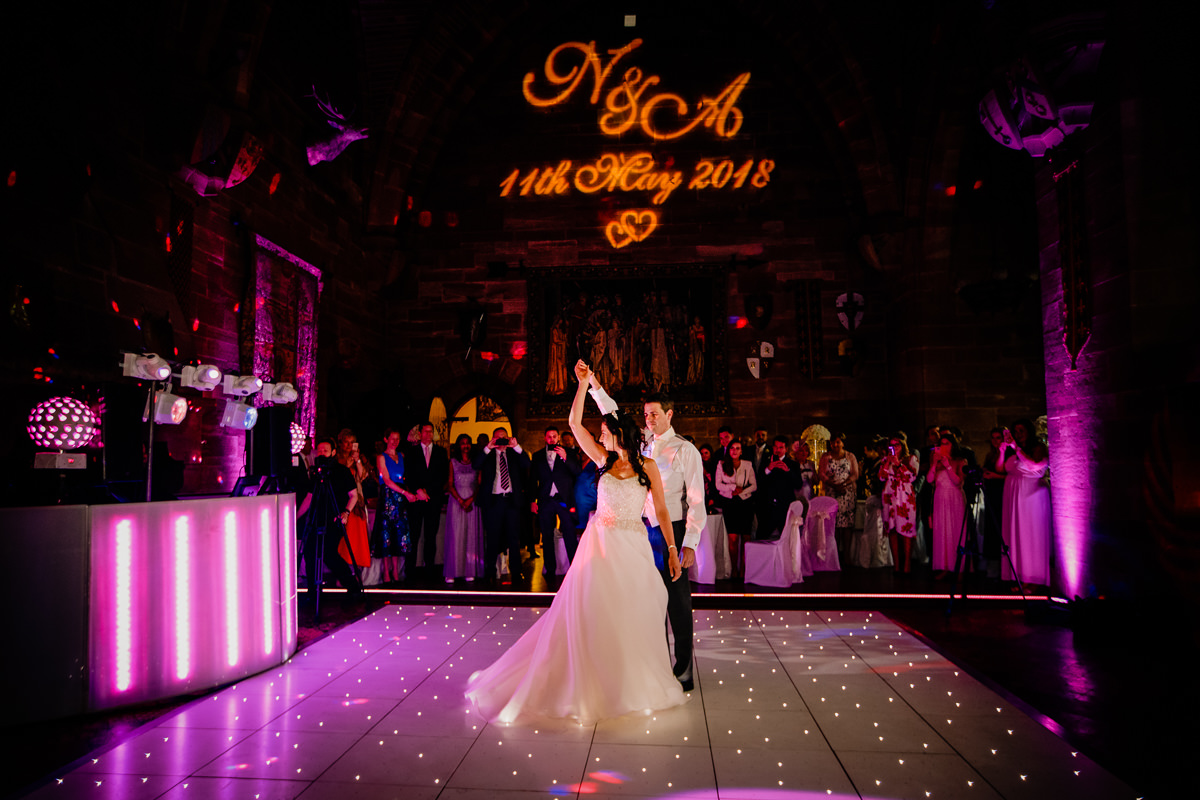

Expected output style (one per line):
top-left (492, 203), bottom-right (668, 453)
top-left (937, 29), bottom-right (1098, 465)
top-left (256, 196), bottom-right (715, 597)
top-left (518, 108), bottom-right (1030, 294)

top-left (2, 494), bottom-right (297, 724)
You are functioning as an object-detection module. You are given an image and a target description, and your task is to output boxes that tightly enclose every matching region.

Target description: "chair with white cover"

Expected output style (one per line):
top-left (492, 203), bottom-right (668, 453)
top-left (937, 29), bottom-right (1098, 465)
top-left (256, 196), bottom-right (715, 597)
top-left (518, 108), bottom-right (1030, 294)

top-left (744, 500), bottom-right (806, 588)
top-left (805, 495), bottom-right (841, 571)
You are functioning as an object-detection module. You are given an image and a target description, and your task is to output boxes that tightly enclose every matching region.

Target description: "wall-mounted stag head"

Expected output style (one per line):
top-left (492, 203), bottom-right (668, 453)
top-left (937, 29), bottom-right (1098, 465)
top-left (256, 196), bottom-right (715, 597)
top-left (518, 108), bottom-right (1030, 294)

top-left (306, 85), bottom-right (368, 166)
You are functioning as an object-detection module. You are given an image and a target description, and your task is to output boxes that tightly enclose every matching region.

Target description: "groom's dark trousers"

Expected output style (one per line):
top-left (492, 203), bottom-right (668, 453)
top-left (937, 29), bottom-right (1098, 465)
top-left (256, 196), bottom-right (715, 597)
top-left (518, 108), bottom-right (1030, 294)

top-left (645, 518), bottom-right (694, 683)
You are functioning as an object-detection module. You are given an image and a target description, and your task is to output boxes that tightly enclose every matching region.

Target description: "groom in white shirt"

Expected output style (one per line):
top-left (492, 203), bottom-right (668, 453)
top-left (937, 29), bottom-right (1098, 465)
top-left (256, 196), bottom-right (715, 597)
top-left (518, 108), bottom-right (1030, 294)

top-left (589, 378), bottom-right (704, 691)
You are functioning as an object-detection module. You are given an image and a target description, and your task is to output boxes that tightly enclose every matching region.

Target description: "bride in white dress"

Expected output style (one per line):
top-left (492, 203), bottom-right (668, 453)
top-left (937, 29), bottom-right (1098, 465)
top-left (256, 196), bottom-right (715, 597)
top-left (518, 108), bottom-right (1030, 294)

top-left (464, 360), bottom-right (686, 724)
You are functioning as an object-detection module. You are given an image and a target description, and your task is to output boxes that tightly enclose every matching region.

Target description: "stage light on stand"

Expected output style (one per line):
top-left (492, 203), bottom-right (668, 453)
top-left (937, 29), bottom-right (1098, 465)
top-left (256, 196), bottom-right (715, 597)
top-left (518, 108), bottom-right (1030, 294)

top-left (220, 400), bottom-right (258, 430)
top-left (28, 396), bottom-right (98, 469)
top-left (122, 352), bottom-right (171, 381)
top-left (262, 382), bottom-right (297, 403)
top-left (180, 364), bottom-right (222, 391)
top-left (150, 389), bottom-right (188, 425)
top-left (222, 374), bottom-right (262, 397)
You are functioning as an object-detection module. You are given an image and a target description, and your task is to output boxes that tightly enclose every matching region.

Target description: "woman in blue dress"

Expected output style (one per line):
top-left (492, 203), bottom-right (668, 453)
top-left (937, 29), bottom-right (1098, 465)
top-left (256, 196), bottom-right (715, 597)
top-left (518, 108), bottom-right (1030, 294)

top-left (375, 428), bottom-right (421, 583)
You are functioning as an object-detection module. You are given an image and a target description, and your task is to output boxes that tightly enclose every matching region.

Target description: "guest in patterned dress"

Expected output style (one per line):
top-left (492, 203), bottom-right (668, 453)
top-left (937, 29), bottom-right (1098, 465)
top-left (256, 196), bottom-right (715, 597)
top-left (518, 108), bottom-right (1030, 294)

top-left (374, 428), bottom-right (422, 584)
top-left (879, 432), bottom-right (921, 572)
top-left (819, 433), bottom-right (860, 557)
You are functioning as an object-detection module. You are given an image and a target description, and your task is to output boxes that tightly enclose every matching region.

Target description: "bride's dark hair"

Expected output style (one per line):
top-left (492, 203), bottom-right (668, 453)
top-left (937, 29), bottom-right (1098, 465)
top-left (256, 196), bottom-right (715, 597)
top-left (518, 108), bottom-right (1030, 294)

top-left (596, 411), bottom-right (651, 489)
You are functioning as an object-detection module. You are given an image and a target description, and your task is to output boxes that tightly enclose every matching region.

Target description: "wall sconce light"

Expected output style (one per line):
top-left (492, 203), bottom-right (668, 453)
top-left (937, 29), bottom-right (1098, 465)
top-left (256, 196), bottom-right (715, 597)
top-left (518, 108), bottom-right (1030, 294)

top-left (180, 364), bottom-right (223, 391)
top-left (220, 400), bottom-right (258, 430)
top-left (262, 382), bottom-right (298, 403)
top-left (223, 374), bottom-right (263, 397)
top-left (122, 352), bottom-right (171, 381)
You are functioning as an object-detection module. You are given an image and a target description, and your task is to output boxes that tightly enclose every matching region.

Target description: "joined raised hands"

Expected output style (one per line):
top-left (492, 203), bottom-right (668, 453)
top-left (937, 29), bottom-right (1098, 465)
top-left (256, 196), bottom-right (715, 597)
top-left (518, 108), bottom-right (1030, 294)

top-left (574, 359), bottom-right (592, 383)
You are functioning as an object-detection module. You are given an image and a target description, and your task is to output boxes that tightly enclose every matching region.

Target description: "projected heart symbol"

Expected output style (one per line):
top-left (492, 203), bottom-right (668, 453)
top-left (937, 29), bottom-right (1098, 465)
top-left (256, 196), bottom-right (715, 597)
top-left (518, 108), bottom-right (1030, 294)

top-left (604, 209), bottom-right (659, 248)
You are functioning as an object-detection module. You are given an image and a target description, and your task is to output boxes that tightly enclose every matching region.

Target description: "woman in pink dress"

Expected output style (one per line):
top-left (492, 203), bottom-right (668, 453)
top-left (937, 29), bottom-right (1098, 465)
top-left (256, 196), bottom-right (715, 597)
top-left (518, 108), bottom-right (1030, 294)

top-left (927, 431), bottom-right (967, 576)
top-left (445, 434), bottom-right (483, 582)
top-left (997, 419), bottom-right (1052, 586)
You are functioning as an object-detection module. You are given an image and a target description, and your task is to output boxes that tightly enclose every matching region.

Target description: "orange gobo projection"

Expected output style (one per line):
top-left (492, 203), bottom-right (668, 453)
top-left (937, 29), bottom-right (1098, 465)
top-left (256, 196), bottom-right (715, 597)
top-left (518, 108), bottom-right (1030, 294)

top-left (523, 39), bottom-right (749, 142)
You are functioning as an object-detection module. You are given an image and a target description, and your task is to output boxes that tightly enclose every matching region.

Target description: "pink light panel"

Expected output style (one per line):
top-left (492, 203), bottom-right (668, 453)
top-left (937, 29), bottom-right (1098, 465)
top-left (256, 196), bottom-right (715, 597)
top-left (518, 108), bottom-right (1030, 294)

top-left (114, 520), bottom-right (132, 692)
top-left (89, 495), bottom-right (296, 711)
top-left (173, 515), bottom-right (191, 681)
top-left (224, 511), bottom-right (241, 667)
top-left (260, 508), bottom-right (274, 656)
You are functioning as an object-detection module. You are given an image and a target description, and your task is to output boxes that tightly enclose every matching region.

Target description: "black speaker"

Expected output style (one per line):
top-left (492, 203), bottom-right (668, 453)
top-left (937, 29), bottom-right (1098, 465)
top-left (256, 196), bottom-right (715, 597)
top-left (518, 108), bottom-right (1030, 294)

top-left (248, 405), bottom-right (294, 478)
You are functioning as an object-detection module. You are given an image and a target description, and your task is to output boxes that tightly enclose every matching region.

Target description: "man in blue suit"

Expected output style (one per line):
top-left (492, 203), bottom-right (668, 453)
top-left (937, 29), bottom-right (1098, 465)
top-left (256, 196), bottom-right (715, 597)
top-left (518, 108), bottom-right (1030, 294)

top-left (530, 425), bottom-right (582, 582)
top-left (473, 427), bottom-right (531, 586)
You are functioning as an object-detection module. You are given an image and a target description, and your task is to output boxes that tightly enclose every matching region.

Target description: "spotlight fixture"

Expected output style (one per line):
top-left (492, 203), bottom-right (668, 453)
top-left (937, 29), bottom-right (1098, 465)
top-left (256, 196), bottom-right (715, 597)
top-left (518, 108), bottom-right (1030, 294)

top-left (222, 374), bottom-right (263, 397)
top-left (150, 389), bottom-right (188, 425)
top-left (180, 363), bottom-right (223, 391)
top-left (122, 352), bottom-right (171, 381)
top-left (220, 399), bottom-right (258, 430)
top-left (262, 381), bottom-right (298, 403)
top-left (289, 422), bottom-right (307, 454)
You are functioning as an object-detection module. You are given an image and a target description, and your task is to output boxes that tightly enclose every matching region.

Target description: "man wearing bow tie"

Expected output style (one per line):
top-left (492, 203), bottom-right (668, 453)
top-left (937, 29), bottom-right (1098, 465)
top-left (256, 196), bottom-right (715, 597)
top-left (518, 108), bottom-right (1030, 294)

top-left (531, 425), bottom-right (582, 583)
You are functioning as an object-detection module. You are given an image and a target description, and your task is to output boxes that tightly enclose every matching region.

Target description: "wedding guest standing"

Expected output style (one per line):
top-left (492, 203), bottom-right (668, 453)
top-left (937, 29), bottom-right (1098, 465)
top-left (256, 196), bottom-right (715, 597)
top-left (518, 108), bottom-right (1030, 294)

top-left (406, 421), bottom-right (449, 575)
top-left (716, 440), bottom-right (757, 580)
top-left (819, 433), bottom-right (860, 557)
top-left (445, 433), bottom-right (483, 582)
top-left (878, 432), bottom-right (920, 572)
top-left (927, 431), bottom-right (967, 576)
top-left (997, 419), bottom-right (1052, 586)
top-left (374, 428), bottom-right (420, 584)
top-left (981, 427), bottom-right (1007, 575)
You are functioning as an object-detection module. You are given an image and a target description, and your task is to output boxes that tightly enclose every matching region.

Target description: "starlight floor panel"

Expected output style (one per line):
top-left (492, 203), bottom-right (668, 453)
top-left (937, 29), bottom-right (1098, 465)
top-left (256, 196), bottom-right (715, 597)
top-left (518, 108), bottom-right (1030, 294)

top-left (18, 605), bottom-right (1136, 800)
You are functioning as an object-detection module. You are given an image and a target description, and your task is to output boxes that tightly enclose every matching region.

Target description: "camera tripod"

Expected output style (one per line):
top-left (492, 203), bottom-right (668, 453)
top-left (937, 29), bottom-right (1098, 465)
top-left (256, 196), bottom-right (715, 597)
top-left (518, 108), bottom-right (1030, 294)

top-left (946, 484), bottom-right (1025, 616)
top-left (298, 466), bottom-right (364, 621)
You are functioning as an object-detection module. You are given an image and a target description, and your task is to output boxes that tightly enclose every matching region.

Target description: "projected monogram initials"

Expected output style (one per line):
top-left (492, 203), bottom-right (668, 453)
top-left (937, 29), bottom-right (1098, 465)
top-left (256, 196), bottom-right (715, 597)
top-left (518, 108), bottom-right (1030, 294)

top-left (502, 39), bottom-right (775, 248)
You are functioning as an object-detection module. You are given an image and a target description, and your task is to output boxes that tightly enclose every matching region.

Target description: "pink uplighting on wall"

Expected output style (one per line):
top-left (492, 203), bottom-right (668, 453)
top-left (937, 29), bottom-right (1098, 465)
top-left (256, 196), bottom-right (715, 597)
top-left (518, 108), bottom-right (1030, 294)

top-left (1045, 362), bottom-right (1092, 599)
top-left (114, 520), bottom-right (133, 693)
top-left (88, 496), bottom-right (297, 712)
top-left (224, 511), bottom-right (241, 668)
top-left (173, 515), bottom-right (192, 681)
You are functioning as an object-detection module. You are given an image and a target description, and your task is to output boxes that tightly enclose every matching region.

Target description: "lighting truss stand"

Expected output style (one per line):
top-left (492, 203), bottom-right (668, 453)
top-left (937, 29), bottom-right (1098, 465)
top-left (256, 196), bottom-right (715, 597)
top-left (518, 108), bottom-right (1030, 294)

top-left (946, 485), bottom-right (1026, 616)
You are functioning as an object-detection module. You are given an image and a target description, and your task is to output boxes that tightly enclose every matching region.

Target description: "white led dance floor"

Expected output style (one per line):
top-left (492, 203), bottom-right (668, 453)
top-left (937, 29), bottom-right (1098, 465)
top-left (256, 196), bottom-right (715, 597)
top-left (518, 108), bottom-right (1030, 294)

top-left (24, 606), bottom-right (1136, 799)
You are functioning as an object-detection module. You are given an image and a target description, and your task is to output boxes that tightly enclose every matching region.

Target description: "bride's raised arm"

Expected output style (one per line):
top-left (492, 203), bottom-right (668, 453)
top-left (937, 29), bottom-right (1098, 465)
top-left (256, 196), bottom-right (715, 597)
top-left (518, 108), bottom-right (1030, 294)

top-left (570, 360), bottom-right (608, 466)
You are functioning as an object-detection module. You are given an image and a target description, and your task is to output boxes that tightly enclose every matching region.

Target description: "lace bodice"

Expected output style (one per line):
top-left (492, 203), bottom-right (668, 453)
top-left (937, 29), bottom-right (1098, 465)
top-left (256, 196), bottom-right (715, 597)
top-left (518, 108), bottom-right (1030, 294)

top-left (594, 473), bottom-right (650, 529)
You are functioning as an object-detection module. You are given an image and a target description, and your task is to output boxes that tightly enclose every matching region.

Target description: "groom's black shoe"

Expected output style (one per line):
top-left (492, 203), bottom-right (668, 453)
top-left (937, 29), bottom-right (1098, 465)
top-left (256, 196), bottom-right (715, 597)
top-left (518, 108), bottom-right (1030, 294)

top-left (675, 664), bottom-right (694, 692)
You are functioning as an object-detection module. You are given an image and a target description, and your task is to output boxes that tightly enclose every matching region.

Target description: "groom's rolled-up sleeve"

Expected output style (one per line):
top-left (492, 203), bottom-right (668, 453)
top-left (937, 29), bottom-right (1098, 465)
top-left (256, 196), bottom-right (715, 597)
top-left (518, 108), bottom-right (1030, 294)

top-left (678, 443), bottom-right (705, 552)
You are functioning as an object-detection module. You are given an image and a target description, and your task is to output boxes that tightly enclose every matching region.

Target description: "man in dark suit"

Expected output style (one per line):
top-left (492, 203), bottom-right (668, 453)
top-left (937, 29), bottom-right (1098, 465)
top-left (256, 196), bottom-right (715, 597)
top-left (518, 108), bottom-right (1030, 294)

top-left (757, 435), bottom-right (802, 540)
top-left (473, 426), bottom-right (531, 586)
top-left (530, 425), bottom-right (582, 582)
top-left (750, 427), bottom-right (772, 477)
top-left (406, 421), bottom-right (449, 576)
top-left (712, 426), bottom-right (734, 466)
